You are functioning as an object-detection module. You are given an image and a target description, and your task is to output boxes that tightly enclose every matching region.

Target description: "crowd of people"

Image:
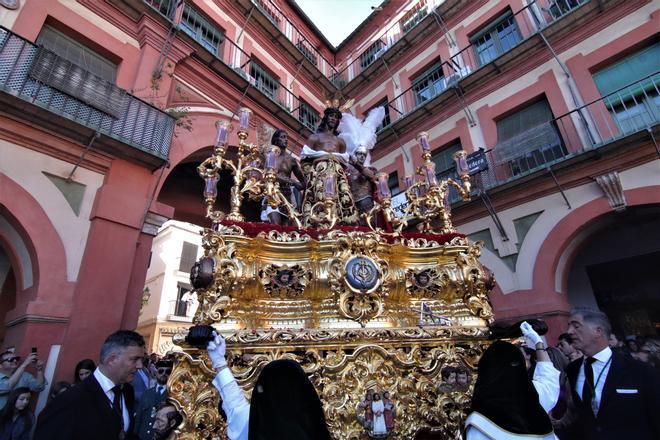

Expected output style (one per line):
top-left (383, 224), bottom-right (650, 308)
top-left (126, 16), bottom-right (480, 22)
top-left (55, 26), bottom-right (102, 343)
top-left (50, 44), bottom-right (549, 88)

top-left (464, 308), bottom-right (660, 439)
top-left (0, 307), bottom-right (657, 439)
top-left (0, 331), bottom-right (181, 440)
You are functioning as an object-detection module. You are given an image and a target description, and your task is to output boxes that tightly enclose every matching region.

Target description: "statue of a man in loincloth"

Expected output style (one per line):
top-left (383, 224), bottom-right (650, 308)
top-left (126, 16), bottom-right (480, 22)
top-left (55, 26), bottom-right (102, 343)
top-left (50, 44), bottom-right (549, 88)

top-left (301, 105), bottom-right (358, 227)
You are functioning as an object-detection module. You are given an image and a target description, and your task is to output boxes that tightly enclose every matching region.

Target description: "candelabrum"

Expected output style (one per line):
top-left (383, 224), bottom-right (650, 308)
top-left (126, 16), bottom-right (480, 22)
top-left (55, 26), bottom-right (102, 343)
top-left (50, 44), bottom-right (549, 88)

top-left (197, 108), bottom-right (302, 228)
top-left (308, 172), bottom-right (340, 229)
top-left (364, 132), bottom-right (472, 235)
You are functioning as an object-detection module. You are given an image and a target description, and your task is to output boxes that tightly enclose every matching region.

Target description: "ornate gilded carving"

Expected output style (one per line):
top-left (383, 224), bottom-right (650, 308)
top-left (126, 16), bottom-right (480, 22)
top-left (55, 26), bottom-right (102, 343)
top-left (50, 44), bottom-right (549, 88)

top-left (193, 231), bottom-right (241, 325)
top-left (168, 330), bottom-right (488, 440)
top-left (455, 244), bottom-right (495, 324)
top-left (326, 231), bottom-right (390, 326)
top-left (173, 102), bottom-right (501, 439)
top-left (259, 263), bottom-right (311, 298)
top-left (256, 229), bottom-right (311, 242)
top-left (405, 267), bottom-right (451, 298)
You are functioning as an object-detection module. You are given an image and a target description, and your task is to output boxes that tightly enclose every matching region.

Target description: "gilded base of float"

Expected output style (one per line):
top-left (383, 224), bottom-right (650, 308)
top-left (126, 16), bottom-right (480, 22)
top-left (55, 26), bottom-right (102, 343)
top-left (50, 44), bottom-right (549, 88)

top-left (167, 224), bottom-right (495, 439)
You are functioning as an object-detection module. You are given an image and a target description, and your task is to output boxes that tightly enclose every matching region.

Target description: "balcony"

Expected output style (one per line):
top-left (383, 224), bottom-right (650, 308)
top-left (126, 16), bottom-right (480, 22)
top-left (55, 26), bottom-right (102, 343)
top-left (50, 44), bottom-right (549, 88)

top-left (0, 27), bottom-right (174, 168)
top-left (333, 0), bottom-right (466, 93)
top-left (376, 0), bottom-right (619, 143)
top-left (474, 72), bottom-right (660, 191)
top-left (167, 299), bottom-right (194, 322)
top-left (136, 1), bottom-right (318, 134)
top-left (233, 0), bottom-right (339, 92)
top-left (393, 73), bottom-right (660, 217)
top-left (478, 73), bottom-right (659, 194)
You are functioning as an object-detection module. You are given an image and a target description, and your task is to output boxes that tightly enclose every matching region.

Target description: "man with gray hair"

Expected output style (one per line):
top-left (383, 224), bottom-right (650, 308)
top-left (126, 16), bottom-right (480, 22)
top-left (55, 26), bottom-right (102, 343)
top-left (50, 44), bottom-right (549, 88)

top-left (35, 330), bottom-right (145, 440)
top-left (562, 307), bottom-right (659, 439)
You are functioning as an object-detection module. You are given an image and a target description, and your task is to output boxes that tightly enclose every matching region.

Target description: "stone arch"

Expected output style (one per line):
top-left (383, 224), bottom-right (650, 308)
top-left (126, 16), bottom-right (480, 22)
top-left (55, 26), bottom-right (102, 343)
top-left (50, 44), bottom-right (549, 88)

top-left (533, 186), bottom-right (660, 297)
top-left (157, 110), bottom-right (266, 225)
top-left (0, 173), bottom-right (73, 318)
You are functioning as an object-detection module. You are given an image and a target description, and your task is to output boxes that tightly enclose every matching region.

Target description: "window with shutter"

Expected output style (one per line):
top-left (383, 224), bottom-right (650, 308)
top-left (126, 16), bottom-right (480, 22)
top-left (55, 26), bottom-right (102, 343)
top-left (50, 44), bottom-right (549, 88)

top-left (593, 43), bottom-right (660, 134)
top-left (494, 98), bottom-right (566, 176)
top-left (179, 242), bottom-right (198, 273)
top-left (33, 27), bottom-right (126, 117)
top-left (180, 5), bottom-right (224, 56)
top-left (37, 26), bottom-right (117, 82)
top-left (299, 100), bottom-right (320, 131)
top-left (400, 1), bottom-right (428, 34)
top-left (432, 142), bottom-right (462, 203)
top-left (359, 39), bottom-right (385, 70)
top-left (249, 61), bottom-right (279, 101)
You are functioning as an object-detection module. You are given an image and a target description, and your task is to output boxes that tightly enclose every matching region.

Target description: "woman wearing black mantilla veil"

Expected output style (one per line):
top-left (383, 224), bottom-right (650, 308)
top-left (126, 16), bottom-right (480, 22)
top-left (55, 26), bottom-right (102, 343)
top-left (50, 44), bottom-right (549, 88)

top-left (207, 332), bottom-right (331, 440)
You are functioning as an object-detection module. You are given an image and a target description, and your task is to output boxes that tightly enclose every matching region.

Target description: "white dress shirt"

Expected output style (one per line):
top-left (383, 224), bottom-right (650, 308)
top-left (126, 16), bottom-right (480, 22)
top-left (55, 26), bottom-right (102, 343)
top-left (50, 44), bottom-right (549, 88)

top-left (212, 367), bottom-right (250, 440)
top-left (574, 346), bottom-right (612, 413)
top-left (94, 368), bottom-right (130, 432)
top-left (532, 361), bottom-right (561, 412)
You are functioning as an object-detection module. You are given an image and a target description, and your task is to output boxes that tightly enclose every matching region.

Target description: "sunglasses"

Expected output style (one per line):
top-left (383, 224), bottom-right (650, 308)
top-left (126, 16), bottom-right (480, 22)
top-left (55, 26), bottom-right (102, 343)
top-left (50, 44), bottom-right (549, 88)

top-left (1, 357), bottom-right (19, 363)
top-left (157, 368), bottom-right (172, 375)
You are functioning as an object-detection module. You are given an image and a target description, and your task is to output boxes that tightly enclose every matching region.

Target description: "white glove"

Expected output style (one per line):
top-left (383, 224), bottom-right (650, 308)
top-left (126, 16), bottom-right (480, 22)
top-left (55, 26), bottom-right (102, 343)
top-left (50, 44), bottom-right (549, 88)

top-left (207, 331), bottom-right (227, 369)
top-left (520, 321), bottom-right (544, 347)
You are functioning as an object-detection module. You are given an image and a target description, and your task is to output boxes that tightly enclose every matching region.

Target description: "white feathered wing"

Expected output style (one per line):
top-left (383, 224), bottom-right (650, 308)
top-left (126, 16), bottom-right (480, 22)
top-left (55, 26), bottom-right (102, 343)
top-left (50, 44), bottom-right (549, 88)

top-left (338, 106), bottom-right (386, 165)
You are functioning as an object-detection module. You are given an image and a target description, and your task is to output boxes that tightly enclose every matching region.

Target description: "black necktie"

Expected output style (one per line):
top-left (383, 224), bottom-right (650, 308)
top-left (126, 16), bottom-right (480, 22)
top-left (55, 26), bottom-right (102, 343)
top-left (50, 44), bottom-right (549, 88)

top-left (111, 385), bottom-right (124, 430)
top-left (582, 357), bottom-right (596, 413)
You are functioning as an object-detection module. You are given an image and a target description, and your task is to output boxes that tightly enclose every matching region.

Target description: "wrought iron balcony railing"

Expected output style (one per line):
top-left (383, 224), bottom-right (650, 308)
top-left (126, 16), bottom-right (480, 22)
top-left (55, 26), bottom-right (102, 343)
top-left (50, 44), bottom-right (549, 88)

top-left (0, 27), bottom-right (175, 161)
top-left (248, 0), bottom-right (339, 83)
top-left (379, 0), bottom-right (590, 133)
top-left (391, 72), bottom-right (659, 216)
top-left (146, 1), bottom-right (318, 132)
top-left (457, 73), bottom-right (659, 200)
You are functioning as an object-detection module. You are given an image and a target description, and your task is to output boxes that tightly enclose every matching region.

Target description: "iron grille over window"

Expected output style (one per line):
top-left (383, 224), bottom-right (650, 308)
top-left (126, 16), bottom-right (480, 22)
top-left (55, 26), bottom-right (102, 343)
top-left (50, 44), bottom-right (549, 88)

top-left (181, 5), bottom-right (224, 56)
top-left (299, 100), bottom-right (320, 131)
top-left (296, 40), bottom-right (318, 66)
top-left (400, 0), bottom-right (428, 33)
top-left (412, 63), bottom-right (446, 106)
top-left (471, 11), bottom-right (521, 66)
top-left (250, 62), bottom-right (279, 100)
top-left (29, 48), bottom-right (127, 118)
top-left (494, 99), bottom-right (566, 176)
top-left (179, 242), bottom-right (198, 273)
top-left (359, 39), bottom-right (384, 70)
top-left (37, 26), bottom-right (117, 82)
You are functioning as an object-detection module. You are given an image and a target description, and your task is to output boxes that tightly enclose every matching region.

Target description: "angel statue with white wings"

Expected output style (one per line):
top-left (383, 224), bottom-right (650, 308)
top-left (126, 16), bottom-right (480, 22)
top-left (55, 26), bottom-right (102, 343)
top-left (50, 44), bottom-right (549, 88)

top-left (339, 107), bottom-right (386, 224)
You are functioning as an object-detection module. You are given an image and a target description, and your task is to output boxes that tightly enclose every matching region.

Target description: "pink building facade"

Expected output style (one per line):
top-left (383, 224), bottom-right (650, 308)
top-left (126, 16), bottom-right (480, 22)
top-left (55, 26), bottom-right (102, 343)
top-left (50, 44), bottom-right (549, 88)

top-left (0, 0), bottom-right (658, 386)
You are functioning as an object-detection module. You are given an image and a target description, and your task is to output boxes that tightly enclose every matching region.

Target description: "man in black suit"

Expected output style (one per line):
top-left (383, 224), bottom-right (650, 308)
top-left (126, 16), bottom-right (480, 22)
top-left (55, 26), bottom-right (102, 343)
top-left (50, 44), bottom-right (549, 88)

top-left (34, 330), bottom-right (146, 440)
top-left (562, 308), bottom-right (660, 440)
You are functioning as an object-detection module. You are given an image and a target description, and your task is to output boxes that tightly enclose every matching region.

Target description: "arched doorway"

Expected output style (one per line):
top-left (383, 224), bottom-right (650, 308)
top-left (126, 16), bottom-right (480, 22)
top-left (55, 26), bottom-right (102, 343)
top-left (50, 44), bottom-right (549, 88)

top-left (157, 147), bottom-right (262, 225)
top-left (566, 204), bottom-right (660, 337)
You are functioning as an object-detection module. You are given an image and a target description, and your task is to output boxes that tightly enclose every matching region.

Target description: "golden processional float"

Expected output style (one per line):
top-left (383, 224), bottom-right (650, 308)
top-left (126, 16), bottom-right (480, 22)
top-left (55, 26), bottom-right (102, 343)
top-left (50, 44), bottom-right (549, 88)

top-left (168, 107), bottom-right (496, 439)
